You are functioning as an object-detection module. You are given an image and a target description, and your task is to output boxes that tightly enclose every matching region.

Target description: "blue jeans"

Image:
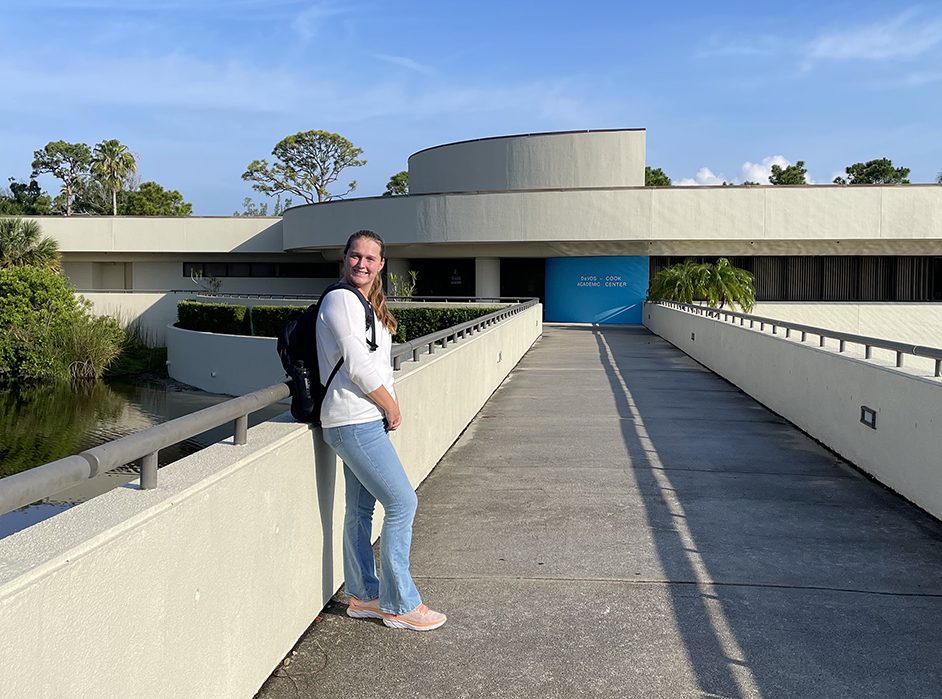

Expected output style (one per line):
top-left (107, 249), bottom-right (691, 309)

top-left (322, 419), bottom-right (421, 615)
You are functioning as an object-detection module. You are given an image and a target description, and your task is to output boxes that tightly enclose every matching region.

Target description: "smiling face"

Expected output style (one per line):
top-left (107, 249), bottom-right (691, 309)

top-left (343, 236), bottom-right (385, 291)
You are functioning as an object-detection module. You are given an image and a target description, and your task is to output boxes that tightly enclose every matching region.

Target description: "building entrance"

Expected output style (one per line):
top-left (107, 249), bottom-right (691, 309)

top-left (409, 258), bottom-right (475, 297)
top-left (544, 256), bottom-right (649, 324)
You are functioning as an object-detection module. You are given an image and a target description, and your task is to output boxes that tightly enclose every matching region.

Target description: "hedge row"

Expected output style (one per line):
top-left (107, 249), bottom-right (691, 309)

top-left (391, 306), bottom-right (502, 342)
top-left (176, 300), bottom-right (503, 342)
top-left (177, 301), bottom-right (251, 335)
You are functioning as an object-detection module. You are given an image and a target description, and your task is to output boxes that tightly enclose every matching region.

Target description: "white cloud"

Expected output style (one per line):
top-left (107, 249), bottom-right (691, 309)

top-left (805, 8), bottom-right (942, 62)
top-left (677, 157), bottom-right (821, 186)
top-left (903, 71), bottom-right (942, 86)
top-left (291, 2), bottom-right (352, 41)
top-left (676, 167), bottom-right (726, 186)
top-left (741, 155), bottom-right (790, 184)
top-left (697, 34), bottom-right (784, 59)
top-left (374, 54), bottom-right (436, 76)
top-left (0, 53), bottom-right (300, 113)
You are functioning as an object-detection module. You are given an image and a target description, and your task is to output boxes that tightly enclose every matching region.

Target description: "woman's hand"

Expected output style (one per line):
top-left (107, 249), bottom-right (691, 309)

top-left (384, 402), bottom-right (402, 431)
top-left (367, 385), bottom-right (402, 431)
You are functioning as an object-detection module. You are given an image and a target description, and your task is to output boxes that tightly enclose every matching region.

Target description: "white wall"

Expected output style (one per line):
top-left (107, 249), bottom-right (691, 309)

top-left (0, 304), bottom-right (542, 699)
top-left (752, 302), bottom-right (942, 349)
top-left (81, 292), bottom-right (194, 346)
top-left (37, 216), bottom-right (285, 253)
top-left (645, 303), bottom-right (942, 521)
top-left (168, 326), bottom-right (286, 395)
top-left (283, 182), bottom-right (942, 257)
top-left (408, 129), bottom-right (646, 193)
top-left (168, 303), bottom-right (515, 395)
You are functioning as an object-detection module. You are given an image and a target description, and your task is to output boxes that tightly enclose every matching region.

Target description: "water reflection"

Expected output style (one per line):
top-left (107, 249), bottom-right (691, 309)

top-left (0, 379), bottom-right (288, 538)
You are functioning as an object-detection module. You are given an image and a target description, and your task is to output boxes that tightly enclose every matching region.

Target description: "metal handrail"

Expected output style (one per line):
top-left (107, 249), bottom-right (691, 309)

top-left (0, 383), bottom-right (291, 519)
top-left (652, 301), bottom-right (942, 377)
top-left (0, 298), bottom-right (540, 519)
top-left (390, 298), bottom-right (540, 370)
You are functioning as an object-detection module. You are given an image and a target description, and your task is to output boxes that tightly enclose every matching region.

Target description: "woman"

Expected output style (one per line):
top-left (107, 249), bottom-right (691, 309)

top-left (316, 230), bottom-right (446, 632)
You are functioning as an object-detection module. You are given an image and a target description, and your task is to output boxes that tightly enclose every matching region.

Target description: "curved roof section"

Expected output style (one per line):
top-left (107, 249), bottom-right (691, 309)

top-left (407, 129), bottom-right (646, 193)
top-left (281, 184), bottom-right (942, 259)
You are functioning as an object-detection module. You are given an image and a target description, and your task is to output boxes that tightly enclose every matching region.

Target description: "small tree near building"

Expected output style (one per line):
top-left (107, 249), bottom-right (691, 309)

top-left (645, 166), bottom-right (672, 187)
top-left (118, 181), bottom-right (192, 216)
top-left (31, 141), bottom-right (92, 216)
top-left (769, 161), bottom-right (807, 185)
top-left (242, 130), bottom-right (366, 204)
top-left (0, 178), bottom-right (53, 215)
top-left (384, 170), bottom-right (408, 196)
top-left (833, 158), bottom-right (910, 185)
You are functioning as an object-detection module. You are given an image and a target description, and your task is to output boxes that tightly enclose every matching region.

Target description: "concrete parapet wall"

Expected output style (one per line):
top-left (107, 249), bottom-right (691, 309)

top-left (645, 304), bottom-right (942, 520)
top-left (0, 304), bottom-right (542, 698)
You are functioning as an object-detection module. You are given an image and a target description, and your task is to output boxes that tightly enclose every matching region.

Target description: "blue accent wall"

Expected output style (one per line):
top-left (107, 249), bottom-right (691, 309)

top-left (544, 256), bottom-right (649, 324)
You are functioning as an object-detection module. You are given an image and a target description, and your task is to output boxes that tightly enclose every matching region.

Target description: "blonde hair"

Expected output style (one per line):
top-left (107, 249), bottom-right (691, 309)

top-left (344, 230), bottom-right (397, 334)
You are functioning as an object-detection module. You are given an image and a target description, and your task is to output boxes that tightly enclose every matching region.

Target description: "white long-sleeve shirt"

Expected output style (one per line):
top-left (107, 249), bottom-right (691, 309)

top-left (315, 288), bottom-right (395, 428)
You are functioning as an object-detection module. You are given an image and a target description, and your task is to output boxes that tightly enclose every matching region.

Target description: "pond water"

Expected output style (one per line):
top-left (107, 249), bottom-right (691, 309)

top-left (0, 378), bottom-right (288, 539)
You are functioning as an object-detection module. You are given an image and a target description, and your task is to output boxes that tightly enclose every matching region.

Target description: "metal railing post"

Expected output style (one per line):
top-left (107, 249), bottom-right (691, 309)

top-left (140, 452), bottom-right (158, 490)
top-left (234, 415), bottom-right (248, 445)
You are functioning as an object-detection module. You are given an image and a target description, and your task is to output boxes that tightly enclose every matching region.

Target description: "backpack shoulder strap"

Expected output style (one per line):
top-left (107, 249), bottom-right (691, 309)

top-left (324, 281), bottom-right (378, 352)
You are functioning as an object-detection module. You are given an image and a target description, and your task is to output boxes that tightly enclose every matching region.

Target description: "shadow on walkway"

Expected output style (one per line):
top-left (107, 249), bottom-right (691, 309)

top-left (258, 325), bottom-right (942, 699)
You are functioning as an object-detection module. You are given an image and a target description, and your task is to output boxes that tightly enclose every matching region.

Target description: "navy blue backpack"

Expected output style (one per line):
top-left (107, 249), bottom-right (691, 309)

top-left (277, 282), bottom-right (377, 424)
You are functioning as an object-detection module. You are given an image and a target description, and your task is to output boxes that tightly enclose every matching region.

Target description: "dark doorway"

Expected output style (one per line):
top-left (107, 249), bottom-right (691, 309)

top-left (500, 258), bottom-right (545, 303)
top-left (409, 258), bottom-right (475, 297)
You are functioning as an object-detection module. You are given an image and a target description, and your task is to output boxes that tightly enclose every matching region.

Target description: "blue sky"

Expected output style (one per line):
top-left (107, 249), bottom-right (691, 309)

top-left (1, 0), bottom-right (940, 214)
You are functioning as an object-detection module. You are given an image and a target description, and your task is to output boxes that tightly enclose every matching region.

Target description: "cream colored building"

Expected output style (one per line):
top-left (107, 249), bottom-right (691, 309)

top-left (39, 128), bottom-right (942, 325)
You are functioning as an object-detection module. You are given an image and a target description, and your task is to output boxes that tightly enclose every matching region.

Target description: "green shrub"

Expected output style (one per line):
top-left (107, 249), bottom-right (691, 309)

top-left (0, 266), bottom-right (125, 383)
top-left (177, 300), bottom-right (251, 335)
top-left (251, 305), bottom-right (306, 338)
top-left (57, 314), bottom-right (126, 381)
top-left (391, 306), bottom-right (503, 342)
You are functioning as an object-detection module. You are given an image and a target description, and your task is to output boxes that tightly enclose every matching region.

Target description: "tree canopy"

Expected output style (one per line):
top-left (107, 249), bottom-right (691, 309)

top-left (769, 161), bottom-right (807, 185)
top-left (0, 178), bottom-right (53, 215)
top-left (118, 181), bottom-right (192, 216)
top-left (242, 130), bottom-right (366, 204)
top-left (645, 166), bottom-right (672, 187)
top-left (31, 141), bottom-right (92, 216)
top-left (833, 158), bottom-right (910, 185)
top-left (384, 170), bottom-right (409, 196)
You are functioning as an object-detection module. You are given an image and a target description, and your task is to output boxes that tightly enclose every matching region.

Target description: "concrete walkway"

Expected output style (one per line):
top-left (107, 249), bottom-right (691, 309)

top-left (257, 325), bottom-right (942, 699)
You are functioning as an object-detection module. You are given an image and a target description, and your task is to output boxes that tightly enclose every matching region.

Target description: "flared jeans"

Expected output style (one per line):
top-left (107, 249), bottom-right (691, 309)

top-left (322, 419), bottom-right (422, 615)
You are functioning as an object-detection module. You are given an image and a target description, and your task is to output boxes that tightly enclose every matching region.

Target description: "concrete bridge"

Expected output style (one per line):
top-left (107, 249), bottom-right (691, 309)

top-left (2, 305), bottom-right (940, 698)
top-left (256, 324), bottom-right (942, 699)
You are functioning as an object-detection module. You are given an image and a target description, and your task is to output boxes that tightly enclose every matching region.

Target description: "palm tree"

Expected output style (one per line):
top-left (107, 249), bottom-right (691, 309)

top-left (647, 259), bottom-right (711, 304)
top-left (0, 217), bottom-right (60, 270)
top-left (91, 139), bottom-right (137, 216)
top-left (647, 258), bottom-right (755, 312)
top-left (704, 258), bottom-right (755, 312)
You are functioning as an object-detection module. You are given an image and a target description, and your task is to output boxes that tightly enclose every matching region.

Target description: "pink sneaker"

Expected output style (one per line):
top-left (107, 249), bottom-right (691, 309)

top-left (346, 597), bottom-right (383, 620)
top-left (383, 603), bottom-right (447, 631)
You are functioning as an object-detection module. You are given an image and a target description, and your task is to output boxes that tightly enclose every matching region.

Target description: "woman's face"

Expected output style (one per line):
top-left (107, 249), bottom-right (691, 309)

top-left (344, 237), bottom-right (385, 291)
